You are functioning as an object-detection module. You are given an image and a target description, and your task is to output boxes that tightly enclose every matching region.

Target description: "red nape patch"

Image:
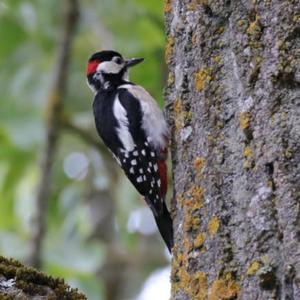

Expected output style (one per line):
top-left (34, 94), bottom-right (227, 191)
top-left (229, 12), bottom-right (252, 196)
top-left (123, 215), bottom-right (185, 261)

top-left (158, 160), bottom-right (168, 197)
top-left (86, 60), bottom-right (100, 75)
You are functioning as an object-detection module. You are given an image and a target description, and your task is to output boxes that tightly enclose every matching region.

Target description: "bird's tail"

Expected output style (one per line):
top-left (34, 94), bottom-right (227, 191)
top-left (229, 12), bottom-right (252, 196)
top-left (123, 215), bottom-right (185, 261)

top-left (153, 202), bottom-right (174, 253)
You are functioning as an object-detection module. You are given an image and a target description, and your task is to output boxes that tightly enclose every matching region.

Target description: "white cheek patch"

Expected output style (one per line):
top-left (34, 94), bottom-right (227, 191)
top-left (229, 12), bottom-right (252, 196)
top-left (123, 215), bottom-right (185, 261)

top-left (97, 61), bottom-right (123, 74)
top-left (86, 79), bottom-right (97, 94)
top-left (122, 70), bottom-right (129, 81)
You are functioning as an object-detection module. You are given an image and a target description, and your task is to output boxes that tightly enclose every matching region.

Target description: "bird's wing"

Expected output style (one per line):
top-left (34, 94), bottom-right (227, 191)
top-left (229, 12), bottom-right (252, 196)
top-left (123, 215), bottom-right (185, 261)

top-left (114, 87), bottom-right (165, 215)
top-left (118, 84), bottom-right (169, 151)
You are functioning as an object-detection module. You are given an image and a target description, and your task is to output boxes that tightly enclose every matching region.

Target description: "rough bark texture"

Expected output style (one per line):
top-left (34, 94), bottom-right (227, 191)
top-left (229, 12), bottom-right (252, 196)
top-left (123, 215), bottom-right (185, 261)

top-left (164, 0), bottom-right (300, 299)
top-left (0, 256), bottom-right (86, 299)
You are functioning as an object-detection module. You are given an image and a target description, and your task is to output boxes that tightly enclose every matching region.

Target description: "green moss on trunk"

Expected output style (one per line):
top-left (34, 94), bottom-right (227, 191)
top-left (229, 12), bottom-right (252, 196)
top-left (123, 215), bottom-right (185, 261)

top-left (0, 256), bottom-right (86, 299)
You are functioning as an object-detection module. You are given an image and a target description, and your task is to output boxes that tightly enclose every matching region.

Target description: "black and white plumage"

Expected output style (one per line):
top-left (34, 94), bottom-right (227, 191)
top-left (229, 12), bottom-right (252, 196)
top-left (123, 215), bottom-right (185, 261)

top-left (86, 50), bottom-right (173, 252)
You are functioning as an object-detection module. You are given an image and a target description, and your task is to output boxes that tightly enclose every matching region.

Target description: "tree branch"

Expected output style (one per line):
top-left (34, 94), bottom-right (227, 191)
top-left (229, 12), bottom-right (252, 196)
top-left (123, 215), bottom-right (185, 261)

top-left (60, 115), bottom-right (120, 179)
top-left (61, 116), bottom-right (107, 153)
top-left (27, 0), bottom-right (79, 268)
top-left (0, 256), bottom-right (86, 299)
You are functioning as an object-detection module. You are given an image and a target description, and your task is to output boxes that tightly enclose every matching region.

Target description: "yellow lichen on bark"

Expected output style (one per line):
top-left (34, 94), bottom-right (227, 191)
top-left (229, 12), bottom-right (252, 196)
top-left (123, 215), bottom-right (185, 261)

top-left (239, 112), bottom-right (251, 130)
top-left (174, 98), bottom-right (182, 115)
top-left (171, 245), bottom-right (194, 296)
top-left (243, 146), bottom-right (253, 158)
top-left (192, 272), bottom-right (208, 300)
top-left (192, 33), bottom-right (200, 45)
top-left (194, 157), bottom-right (205, 173)
top-left (167, 72), bottom-right (174, 86)
top-left (183, 214), bottom-right (194, 232)
top-left (173, 98), bottom-right (193, 132)
top-left (164, 0), bottom-right (172, 13)
top-left (174, 98), bottom-right (183, 131)
top-left (246, 261), bottom-right (260, 276)
top-left (208, 217), bottom-right (220, 236)
top-left (246, 15), bottom-right (261, 36)
top-left (188, 0), bottom-right (209, 10)
top-left (187, 186), bottom-right (204, 201)
top-left (172, 247), bottom-right (209, 298)
top-left (195, 69), bottom-right (212, 92)
top-left (176, 193), bottom-right (185, 207)
top-left (165, 36), bottom-right (175, 64)
top-left (186, 186), bottom-right (204, 211)
top-left (213, 56), bottom-right (221, 64)
top-left (183, 212), bottom-right (201, 232)
top-left (267, 180), bottom-right (274, 189)
top-left (243, 146), bottom-right (254, 170)
top-left (175, 120), bottom-right (182, 132)
top-left (208, 277), bottom-right (240, 300)
top-left (194, 233), bottom-right (206, 248)
top-left (188, 0), bottom-right (198, 11)
top-left (216, 26), bottom-right (224, 34)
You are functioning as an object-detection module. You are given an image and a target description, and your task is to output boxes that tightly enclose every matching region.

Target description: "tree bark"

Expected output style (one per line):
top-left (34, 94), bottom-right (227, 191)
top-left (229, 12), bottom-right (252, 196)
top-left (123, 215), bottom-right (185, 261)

top-left (164, 1), bottom-right (300, 299)
top-left (0, 256), bottom-right (86, 299)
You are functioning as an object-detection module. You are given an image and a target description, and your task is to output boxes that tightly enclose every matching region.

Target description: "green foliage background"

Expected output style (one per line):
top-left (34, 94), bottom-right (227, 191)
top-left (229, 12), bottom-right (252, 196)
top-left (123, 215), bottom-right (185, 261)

top-left (0, 0), bottom-right (168, 299)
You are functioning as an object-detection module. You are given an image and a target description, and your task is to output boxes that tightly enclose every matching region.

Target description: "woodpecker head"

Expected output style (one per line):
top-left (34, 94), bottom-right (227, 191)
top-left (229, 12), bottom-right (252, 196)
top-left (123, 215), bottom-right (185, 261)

top-left (86, 50), bottom-right (144, 93)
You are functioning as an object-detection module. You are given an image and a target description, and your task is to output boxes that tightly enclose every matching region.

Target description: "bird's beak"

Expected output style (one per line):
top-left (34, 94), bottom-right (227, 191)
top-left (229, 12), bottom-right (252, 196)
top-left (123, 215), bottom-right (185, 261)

top-left (125, 58), bottom-right (144, 68)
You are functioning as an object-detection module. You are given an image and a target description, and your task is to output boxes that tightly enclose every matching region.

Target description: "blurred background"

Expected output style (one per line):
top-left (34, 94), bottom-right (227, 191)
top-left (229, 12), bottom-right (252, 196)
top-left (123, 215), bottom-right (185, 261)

top-left (0, 0), bottom-right (171, 299)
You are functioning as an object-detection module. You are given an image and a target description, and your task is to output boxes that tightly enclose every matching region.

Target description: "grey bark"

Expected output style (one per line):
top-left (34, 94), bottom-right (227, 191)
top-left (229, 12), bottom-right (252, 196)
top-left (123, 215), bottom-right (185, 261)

top-left (165, 1), bottom-right (300, 299)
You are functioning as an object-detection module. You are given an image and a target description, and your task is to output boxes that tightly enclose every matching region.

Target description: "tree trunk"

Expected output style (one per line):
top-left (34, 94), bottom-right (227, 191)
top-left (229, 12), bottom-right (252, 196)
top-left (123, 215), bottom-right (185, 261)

top-left (164, 1), bottom-right (300, 299)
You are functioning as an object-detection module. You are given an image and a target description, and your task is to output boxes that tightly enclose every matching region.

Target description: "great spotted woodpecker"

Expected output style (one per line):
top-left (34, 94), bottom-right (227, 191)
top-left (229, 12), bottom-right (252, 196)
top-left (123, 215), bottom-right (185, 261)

top-left (86, 50), bottom-right (174, 252)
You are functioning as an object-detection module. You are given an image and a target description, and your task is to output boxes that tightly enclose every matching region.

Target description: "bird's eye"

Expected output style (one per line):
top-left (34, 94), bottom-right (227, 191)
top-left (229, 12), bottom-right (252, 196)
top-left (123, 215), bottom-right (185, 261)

top-left (114, 57), bottom-right (123, 64)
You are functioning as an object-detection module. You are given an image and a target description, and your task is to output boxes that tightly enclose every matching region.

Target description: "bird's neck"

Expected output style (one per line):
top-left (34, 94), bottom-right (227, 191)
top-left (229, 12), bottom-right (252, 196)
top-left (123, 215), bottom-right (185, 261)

top-left (101, 71), bottom-right (130, 89)
top-left (88, 69), bottom-right (131, 94)
top-left (101, 77), bottom-right (132, 93)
